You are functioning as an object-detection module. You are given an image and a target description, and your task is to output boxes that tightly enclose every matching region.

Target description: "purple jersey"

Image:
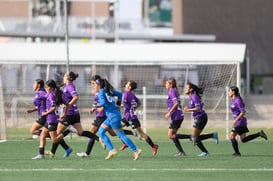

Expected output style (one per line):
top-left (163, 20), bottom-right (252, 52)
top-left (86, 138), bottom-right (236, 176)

top-left (94, 93), bottom-right (106, 117)
top-left (62, 82), bottom-right (79, 115)
top-left (45, 91), bottom-right (59, 124)
top-left (166, 88), bottom-right (183, 121)
top-left (122, 90), bottom-right (139, 120)
top-left (188, 93), bottom-right (206, 119)
top-left (230, 97), bottom-right (247, 126)
top-left (33, 88), bottom-right (47, 118)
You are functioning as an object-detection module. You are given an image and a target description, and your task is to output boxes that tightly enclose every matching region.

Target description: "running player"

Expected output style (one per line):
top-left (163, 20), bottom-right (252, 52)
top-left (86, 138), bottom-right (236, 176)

top-left (119, 80), bottom-right (158, 156)
top-left (229, 86), bottom-right (267, 156)
top-left (27, 79), bottom-right (47, 138)
top-left (76, 75), bottom-right (135, 158)
top-left (165, 77), bottom-right (191, 156)
top-left (183, 82), bottom-right (219, 157)
top-left (45, 72), bottom-right (100, 158)
top-left (97, 78), bottom-right (141, 160)
top-left (32, 79), bottom-right (72, 159)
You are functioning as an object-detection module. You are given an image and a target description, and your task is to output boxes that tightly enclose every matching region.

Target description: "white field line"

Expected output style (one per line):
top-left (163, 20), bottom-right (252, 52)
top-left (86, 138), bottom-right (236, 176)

top-left (0, 168), bottom-right (273, 172)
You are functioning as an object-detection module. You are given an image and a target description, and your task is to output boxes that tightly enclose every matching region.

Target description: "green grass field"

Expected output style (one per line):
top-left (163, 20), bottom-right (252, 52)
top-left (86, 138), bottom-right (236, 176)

top-left (0, 128), bottom-right (272, 181)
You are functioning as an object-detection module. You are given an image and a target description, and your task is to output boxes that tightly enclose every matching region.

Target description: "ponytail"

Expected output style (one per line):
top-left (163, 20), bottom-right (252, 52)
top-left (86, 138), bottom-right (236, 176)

top-left (230, 86), bottom-right (243, 100)
top-left (97, 78), bottom-right (115, 96)
top-left (187, 82), bottom-right (203, 98)
top-left (46, 79), bottom-right (63, 105)
top-left (68, 71), bottom-right (79, 81)
top-left (103, 79), bottom-right (115, 96)
top-left (55, 86), bottom-right (63, 105)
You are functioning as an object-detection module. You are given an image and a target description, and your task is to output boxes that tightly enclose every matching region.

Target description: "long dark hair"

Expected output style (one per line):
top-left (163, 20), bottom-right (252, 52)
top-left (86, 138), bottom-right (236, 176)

top-left (91, 74), bottom-right (101, 82)
top-left (128, 80), bottom-right (137, 91)
top-left (230, 86), bottom-right (245, 107)
top-left (97, 78), bottom-right (115, 96)
top-left (230, 86), bottom-right (243, 99)
top-left (46, 79), bottom-right (63, 105)
top-left (187, 82), bottom-right (203, 99)
top-left (35, 79), bottom-right (44, 88)
top-left (68, 71), bottom-right (79, 81)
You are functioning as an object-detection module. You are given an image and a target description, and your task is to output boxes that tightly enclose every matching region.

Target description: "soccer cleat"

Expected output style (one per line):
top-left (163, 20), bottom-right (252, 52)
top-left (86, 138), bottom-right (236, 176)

top-left (175, 152), bottom-right (186, 157)
top-left (232, 152), bottom-right (241, 157)
top-left (76, 152), bottom-right (90, 158)
top-left (45, 150), bottom-right (54, 158)
top-left (64, 147), bottom-right (73, 158)
top-left (99, 138), bottom-right (106, 150)
top-left (198, 152), bottom-right (209, 157)
top-left (32, 135), bottom-right (39, 139)
top-left (152, 144), bottom-right (159, 156)
top-left (133, 149), bottom-right (142, 161)
top-left (119, 144), bottom-right (128, 151)
top-left (260, 130), bottom-right (268, 140)
top-left (105, 150), bottom-right (118, 160)
top-left (32, 154), bottom-right (45, 159)
top-left (213, 132), bottom-right (219, 144)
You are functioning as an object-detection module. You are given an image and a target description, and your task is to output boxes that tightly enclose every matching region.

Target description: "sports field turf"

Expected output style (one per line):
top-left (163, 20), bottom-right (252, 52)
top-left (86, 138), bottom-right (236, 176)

top-left (0, 128), bottom-right (272, 181)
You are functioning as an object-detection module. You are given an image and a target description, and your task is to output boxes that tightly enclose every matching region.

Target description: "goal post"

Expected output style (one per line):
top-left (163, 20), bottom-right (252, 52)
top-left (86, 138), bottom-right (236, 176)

top-left (0, 67), bottom-right (7, 140)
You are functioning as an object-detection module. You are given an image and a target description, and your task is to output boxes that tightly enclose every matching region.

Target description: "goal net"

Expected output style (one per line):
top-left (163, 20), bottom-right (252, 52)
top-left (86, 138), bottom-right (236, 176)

top-left (0, 43), bottom-right (245, 139)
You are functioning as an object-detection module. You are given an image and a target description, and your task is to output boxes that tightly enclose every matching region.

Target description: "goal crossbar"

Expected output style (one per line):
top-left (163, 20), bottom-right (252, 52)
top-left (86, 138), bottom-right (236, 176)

top-left (0, 42), bottom-right (246, 65)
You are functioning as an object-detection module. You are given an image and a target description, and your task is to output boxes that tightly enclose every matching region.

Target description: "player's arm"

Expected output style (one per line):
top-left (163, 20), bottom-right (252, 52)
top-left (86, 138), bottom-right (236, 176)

top-left (233, 112), bottom-right (244, 125)
top-left (42, 106), bottom-right (56, 116)
top-left (26, 107), bottom-right (37, 113)
top-left (183, 106), bottom-right (200, 112)
top-left (113, 90), bottom-right (122, 106)
top-left (165, 101), bottom-right (179, 119)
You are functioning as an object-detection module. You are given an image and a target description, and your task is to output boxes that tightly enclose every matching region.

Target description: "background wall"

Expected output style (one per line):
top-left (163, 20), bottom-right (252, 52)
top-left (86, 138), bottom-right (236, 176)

top-left (180, 0), bottom-right (273, 93)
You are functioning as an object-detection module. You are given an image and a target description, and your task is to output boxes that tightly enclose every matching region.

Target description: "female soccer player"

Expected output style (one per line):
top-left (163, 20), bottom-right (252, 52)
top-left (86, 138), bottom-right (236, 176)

top-left (26, 79), bottom-right (47, 138)
top-left (32, 79), bottom-right (72, 159)
top-left (183, 82), bottom-right (219, 157)
top-left (119, 80), bottom-right (158, 156)
top-left (97, 78), bottom-right (141, 160)
top-left (229, 86), bottom-right (267, 156)
top-left (165, 77), bottom-right (191, 156)
top-left (47, 72), bottom-right (100, 157)
top-left (76, 75), bottom-right (135, 158)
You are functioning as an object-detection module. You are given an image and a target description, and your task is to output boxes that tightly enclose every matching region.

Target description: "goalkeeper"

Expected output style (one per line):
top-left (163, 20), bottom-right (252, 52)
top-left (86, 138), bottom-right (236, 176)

top-left (76, 75), bottom-right (136, 158)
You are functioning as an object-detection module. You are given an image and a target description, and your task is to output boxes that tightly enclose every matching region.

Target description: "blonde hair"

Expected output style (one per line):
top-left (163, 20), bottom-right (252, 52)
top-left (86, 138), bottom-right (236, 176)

top-left (167, 77), bottom-right (180, 96)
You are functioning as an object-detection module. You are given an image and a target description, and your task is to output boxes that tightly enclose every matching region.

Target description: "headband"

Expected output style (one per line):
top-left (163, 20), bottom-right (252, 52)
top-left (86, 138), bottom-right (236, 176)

top-left (95, 79), bottom-right (100, 85)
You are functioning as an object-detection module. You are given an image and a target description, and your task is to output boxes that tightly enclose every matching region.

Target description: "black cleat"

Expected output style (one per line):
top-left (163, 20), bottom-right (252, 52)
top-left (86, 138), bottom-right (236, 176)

top-left (232, 152), bottom-right (241, 157)
top-left (260, 130), bottom-right (268, 140)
